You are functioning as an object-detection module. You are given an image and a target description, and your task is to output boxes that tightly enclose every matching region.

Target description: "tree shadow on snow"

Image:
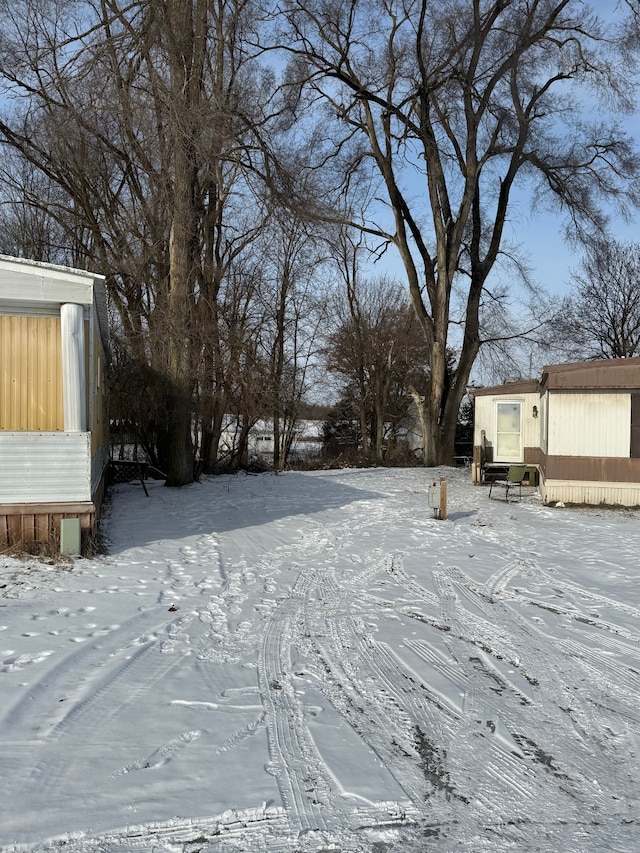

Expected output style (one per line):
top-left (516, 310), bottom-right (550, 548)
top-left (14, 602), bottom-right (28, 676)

top-left (102, 470), bottom-right (386, 554)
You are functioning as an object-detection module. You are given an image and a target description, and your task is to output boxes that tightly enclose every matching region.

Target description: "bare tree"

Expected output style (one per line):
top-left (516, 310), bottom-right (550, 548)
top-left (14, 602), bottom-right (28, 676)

top-left (271, 0), bottom-right (640, 464)
top-left (256, 208), bottom-right (330, 469)
top-left (472, 284), bottom-right (569, 383)
top-left (325, 275), bottom-right (430, 461)
top-left (558, 239), bottom-right (640, 360)
top-left (0, 156), bottom-right (73, 264)
top-left (0, 0), bottom-right (277, 483)
top-left (195, 261), bottom-right (262, 472)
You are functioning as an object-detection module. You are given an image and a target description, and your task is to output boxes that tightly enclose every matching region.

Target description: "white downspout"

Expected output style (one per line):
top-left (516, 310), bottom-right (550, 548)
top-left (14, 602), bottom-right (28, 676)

top-left (61, 302), bottom-right (86, 431)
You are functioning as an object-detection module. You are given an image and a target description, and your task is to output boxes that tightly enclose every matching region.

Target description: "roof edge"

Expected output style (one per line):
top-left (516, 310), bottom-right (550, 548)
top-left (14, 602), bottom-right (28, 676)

top-left (0, 254), bottom-right (105, 284)
top-left (471, 379), bottom-right (540, 397)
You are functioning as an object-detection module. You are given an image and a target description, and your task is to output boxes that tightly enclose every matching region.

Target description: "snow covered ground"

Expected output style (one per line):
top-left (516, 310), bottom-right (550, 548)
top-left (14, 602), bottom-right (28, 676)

top-left (1, 467), bottom-right (640, 852)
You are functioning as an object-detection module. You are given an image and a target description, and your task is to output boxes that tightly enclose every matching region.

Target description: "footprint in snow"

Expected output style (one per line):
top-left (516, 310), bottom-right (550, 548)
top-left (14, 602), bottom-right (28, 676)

top-left (104, 730), bottom-right (202, 780)
top-left (2, 649), bottom-right (55, 671)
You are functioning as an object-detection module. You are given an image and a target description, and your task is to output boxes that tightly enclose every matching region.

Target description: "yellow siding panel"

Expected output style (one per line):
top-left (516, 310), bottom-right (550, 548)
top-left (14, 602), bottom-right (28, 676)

top-left (28, 317), bottom-right (43, 429)
top-left (0, 317), bottom-right (9, 426)
top-left (39, 317), bottom-right (63, 429)
top-left (0, 315), bottom-right (63, 431)
top-left (0, 316), bottom-right (25, 429)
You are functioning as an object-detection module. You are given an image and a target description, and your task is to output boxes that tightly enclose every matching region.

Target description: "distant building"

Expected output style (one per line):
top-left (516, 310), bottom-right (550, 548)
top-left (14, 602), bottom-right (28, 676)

top-left (218, 419), bottom-right (323, 461)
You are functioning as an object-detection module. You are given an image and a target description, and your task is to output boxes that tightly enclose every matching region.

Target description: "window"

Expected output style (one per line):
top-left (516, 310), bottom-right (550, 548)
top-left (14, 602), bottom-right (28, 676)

top-left (495, 401), bottom-right (522, 462)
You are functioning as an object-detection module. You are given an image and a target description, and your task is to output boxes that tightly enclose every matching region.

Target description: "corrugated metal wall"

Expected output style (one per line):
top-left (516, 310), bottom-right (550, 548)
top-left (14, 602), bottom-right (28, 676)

top-left (541, 479), bottom-right (640, 507)
top-left (548, 392), bottom-right (630, 458)
top-left (0, 432), bottom-right (91, 502)
top-left (0, 315), bottom-right (63, 430)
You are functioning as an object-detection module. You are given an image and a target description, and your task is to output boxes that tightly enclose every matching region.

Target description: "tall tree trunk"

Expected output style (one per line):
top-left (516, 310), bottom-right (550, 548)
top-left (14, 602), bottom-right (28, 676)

top-left (201, 395), bottom-right (225, 473)
top-left (237, 420), bottom-right (251, 468)
top-left (409, 388), bottom-right (430, 464)
top-left (166, 226), bottom-right (195, 485)
top-left (273, 414), bottom-right (282, 470)
top-left (357, 400), bottom-right (369, 456)
top-left (163, 0), bottom-right (204, 486)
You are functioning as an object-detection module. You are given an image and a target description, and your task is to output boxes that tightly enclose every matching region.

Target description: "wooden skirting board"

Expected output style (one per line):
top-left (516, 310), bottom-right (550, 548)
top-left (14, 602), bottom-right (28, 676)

top-left (0, 502), bottom-right (96, 546)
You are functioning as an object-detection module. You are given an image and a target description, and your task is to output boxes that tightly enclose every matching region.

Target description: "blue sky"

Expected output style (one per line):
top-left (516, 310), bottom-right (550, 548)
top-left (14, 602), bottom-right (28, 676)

top-left (508, 100), bottom-right (640, 298)
top-left (521, 1), bottom-right (640, 296)
top-left (501, 195), bottom-right (639, 298)
top-left (372, 184), bottom-right (639, 304)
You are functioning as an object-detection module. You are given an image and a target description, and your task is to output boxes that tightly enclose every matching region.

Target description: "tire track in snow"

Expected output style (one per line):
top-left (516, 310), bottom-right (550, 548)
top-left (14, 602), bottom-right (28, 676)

top-left (257, 588), bottom-right (332, 836)
top-left (354, 554), bottom-right (551, 815)
top-left (1, 607), bottom-right (174, 735)
top-left (432, 571), bottom-right (547, 817)
top-left (253, 538), bottom-right (427, 842)
top-left (22, 641), bottom-right (197, 798)
top-left (484, 562), bottom-right (640, 738)
top-left (297, 566), bottom-right (453, 826)
top-left (8, 807), bottom-right (290, 852)
top-left (4, 601), bottom-right (216, 803)
top-left (434, 561), bottom-right (640, 822)
top-left (302, 551), bottom-right (527, 825)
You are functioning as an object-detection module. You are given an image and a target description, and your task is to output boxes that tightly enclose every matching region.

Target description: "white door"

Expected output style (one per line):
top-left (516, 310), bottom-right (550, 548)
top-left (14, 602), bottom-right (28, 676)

top-left (495, 401), bottom-right (522, 462)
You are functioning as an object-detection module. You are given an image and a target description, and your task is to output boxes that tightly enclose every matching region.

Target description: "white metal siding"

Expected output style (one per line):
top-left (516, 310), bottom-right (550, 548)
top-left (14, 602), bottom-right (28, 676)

top-left (473, 395), bottom-right (493, 445)
top-left (474, 392), bottom-right (541, 452)
top-left (547, 392), bottom-right (630, 457)
top-left (0, 432), bottom-right (91, 502)
top-left (541, 478), bottom-right (640, 507)
top-left (522, 394), bottom-right (543, 450)
top-left (0, 272), bottom-right (95, 305)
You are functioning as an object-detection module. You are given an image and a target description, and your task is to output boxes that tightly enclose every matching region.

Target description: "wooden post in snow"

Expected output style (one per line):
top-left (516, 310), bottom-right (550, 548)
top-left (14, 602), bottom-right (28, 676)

top-left (439, 477), bottom-right (447, 520)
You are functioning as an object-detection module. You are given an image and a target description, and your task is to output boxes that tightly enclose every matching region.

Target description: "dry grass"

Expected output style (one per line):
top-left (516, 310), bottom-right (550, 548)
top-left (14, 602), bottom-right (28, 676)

top-left (0, 534), bottom-right (72, 565)
top-left (0, 526), bottom-right (108, 563)
top-left (82, 528), bottom-right (109, 558)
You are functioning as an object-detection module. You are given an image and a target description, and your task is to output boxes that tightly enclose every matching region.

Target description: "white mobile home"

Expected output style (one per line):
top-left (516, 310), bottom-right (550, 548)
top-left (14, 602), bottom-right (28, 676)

top-left (0, 256), bottom-right (109, 545)
top-left (472, 358), bottom-right (640, 506)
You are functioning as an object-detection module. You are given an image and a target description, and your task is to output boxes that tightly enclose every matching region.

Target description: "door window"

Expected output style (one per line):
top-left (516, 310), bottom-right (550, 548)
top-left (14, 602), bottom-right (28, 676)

top-left (496, 401), bottom-right (522, 461)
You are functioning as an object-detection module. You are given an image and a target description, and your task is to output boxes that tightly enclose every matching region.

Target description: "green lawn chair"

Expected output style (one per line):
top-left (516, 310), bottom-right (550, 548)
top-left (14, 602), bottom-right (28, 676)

top-left (488, 464), bottom-right (527, 502)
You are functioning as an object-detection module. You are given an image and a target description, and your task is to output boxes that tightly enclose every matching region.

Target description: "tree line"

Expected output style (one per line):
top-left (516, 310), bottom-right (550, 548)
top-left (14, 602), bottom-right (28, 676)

top-left (1, 0), bottom-right (639, 482)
